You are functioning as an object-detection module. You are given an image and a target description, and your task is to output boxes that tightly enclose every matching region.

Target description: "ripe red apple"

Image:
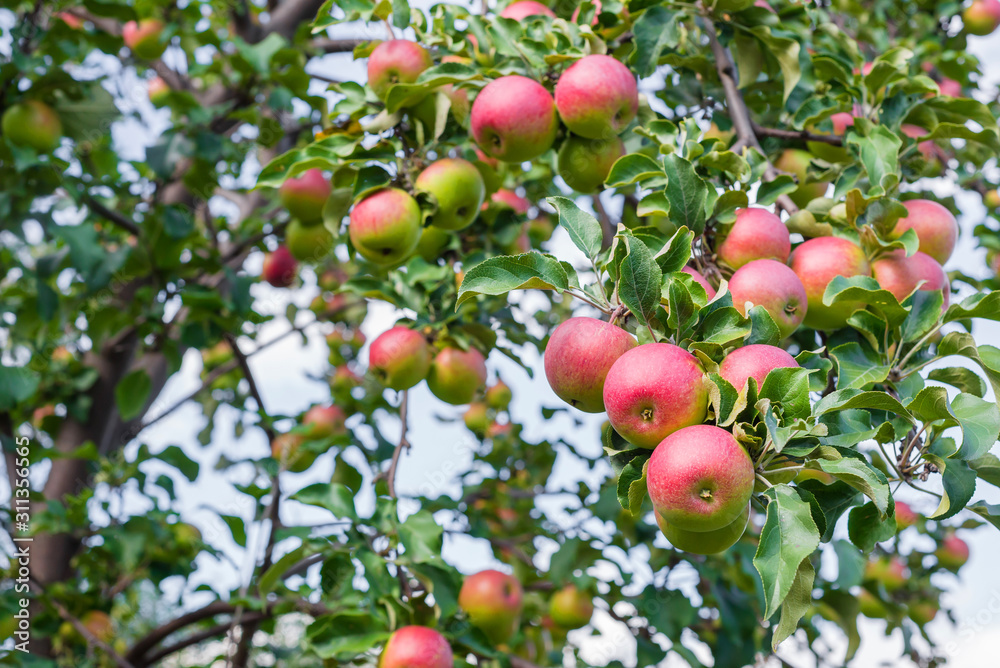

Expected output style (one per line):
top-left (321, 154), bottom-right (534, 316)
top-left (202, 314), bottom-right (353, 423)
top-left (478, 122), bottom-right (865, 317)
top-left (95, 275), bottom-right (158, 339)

top-left (775, 149), bottom-right (828, 207)
top-left (303, 405), bottom-right (347, 438)
top-left (380, 626), bottom-right (453, 668)
top-left (261, 246), bottom-right (298, 287)
top-left (415, 158), bottom-right (486, 230)
top-left (864, 556), bottom-right (907, 591)
top-left (348, 188), bottom-right (422, 266)
top-left (655, 504), bottom-right (749, 554)
top-left (489, 188), bottom-right (530, 214)
top-left (895, 501), bottom-right (918, 530)
top-left (2, 100), bottom-right (62, 152)
top-left (272, 432), bottom-right (311, 472)
top-left (123, 19), bottom-right (166, 59)
top-left (548, 585), bottom-right (593, 629)
top-left (498, 1), bottom-right (556, 19)
top-left (280, 169), bottom-right (331, 222)
top-left (458, 569), bottom-right (524, 642)
top-left (544, 317), bottom-right (637, 413)
top-left (486, 380), bottom-right (512, 410)
top-left (554, 55), bottom-right (638, 140)
top-left (715, 207), bottom-right (791, 269)
top-left (427, 347), bottom-right (488, 405)
top-left (647, 424), bottom-right (754, 531)
top-left (367, 40), bottom-right (433, 100)
top-left (964, 0), bottom-right (1000, 35)
top-left (603, 343), bottom-right (709, 448)
top-left (728, 259), bottom-right (808, 338)
top-left (369, 326), bottom-right (433, 390)
top-left (894, 200), bottom-right (958, 265)
top-left (285, 219), bottom-right (334, 262)
top-left (148, 76), bottom-right (170, 105)
top-left (55, 12), bottom-right (84, 29)
top-left (938, 78), bottom-right (962, 97)
top-left (682, 266), bottom-right (716, 299)
top-left (556, 134), bottom-right (625, 192)
top-left (471, 75), bottom-right (558, 162)
top-left (718, 344), bottom-right (798, 391)
top-left (789, 236), bottom-right (870, 331)
top-left (935, 533), bottom-right (970, 570)
top-left (872, 250), bottom-right (949, 308)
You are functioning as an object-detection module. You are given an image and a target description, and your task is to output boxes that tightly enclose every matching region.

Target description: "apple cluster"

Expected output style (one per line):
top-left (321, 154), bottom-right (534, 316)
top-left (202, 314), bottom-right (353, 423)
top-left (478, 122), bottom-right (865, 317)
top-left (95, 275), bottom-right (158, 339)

top-left (541, 198), bottom-right (957, 553)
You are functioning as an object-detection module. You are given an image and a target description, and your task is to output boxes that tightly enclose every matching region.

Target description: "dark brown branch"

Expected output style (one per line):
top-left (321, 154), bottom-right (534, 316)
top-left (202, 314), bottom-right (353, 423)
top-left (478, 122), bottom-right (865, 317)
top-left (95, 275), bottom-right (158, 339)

top-left (386, 390), bottom-right (410, 499)
top-left (752, 123), bottom-right (844, 147)
top-left (312, 38), bottom-right (367, 53)
top-left (49, 597), bottom-right (137, 668)
top-left (85, 196), bottom-right (142, 236)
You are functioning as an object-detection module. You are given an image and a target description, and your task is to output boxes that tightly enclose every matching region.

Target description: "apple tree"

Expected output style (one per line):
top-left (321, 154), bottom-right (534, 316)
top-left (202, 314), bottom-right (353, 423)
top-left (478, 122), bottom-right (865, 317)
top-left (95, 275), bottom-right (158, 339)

top-left (3, 0), bottom-right (1000, 666)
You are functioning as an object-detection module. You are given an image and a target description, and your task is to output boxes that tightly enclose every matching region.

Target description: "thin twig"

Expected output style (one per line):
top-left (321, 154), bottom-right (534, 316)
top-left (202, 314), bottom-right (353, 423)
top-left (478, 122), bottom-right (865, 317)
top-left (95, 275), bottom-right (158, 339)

top-left (752, 123), bottom-right (844, 147)
top-left (386, 390), bottom-right (410, 499)
top-left (85, 196), bottom-right (142, 236)
top-left (49, 598), bottom-right (137, 668)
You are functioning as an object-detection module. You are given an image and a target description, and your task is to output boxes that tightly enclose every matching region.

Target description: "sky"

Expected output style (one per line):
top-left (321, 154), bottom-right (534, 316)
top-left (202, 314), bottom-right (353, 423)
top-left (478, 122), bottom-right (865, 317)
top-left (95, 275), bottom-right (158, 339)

top-left (4, 2), bottom-right (1000, 667)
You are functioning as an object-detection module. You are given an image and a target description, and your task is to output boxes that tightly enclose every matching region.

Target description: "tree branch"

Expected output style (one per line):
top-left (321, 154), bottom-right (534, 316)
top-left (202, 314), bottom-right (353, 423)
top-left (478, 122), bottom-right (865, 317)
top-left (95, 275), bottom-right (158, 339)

top-left (752, 123), bottom-right (844, 147)
top-left (701, 14), bottom-right (800, 215)
top-left (385, 390), bottom-right (410, 499)
top-left (48, 597), bottom-right (137, 668)
top-left (84, 196), bottom-right (142, 236)
top-left (312, 38), bottom-right (367, 53)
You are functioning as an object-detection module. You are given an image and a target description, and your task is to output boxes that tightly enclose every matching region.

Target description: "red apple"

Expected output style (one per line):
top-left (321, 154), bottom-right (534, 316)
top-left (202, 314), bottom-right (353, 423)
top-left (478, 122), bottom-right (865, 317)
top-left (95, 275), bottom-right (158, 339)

top-left (935, 532), bottom-right (969, 570)
top-left (148, 76), bottom-right (170, 105)
top-left (486, 380), bottom-right (512, 410)
top-left (498, 1), bottom-right (556, 19)
top-left (261, 246), bottom-right (297, 287)
top-left (864, 556), bottom-right (907, 592)
top-left (490, 188), bottom-right (530, 214)
top-left (458, 570), bottom-right (523, 642)
top-left (775, 149), bottom-right (828, 207)
top-left (647, 425), bottom-right (754, 531)
top-left (556, 134), bottom-right (625, 192)
top-left (872, 250), bottom-right (949, 308)
top-left (603, 343), bottom-right (709, 448)
top-left (718, 344), bottom-right (798, 391)
top-left (463, 402), bottom-right (490, 435)
top-left (415, 158), bottom-right (486, 230)
top-left (427, 347), bottom-right (488, 405)
top-left (367, 40), bottom-right (433, 100)
top-left (964, 0), bottom-right (1000, 35)
top-left (331, 365), bottom-right (362, 393)
top-left (280, 169), bottom-right (331, 222)
top-left (369, 326), bottom-right (433, 390)
top-left (938, 78), bottom-right (962, 97)
top-left (544, 317), bottom-right (637, 413)
top-left (303, 405), bottom-right (347, 438)
top-left (728, 259), bottom-right (808, 338)
top-left (471, 75), bottom-right (558, 162)
top-left (789, 236), bottom-right (871, 330)
top-left (655, 504), bottom-right (749, 554)
top-left (271, 432), bottom-right (311, 472)
top-left (895, 501), bottom-right (918, 530)
top-left (901, 124), bottom-right (939, 162)
top-left (348, 188), bottom-right (422, 265)
top-left (555, 55), bottom-right (638, 140)
top-left (81, 611), bottom-right (113, 643)
top-left (380, 626), bottom-right (453, 668)
top-left (715, 207), bottom-right (791, 269)
top-left (894, 200), bottom-right (958, 265)
top-left (123, 19), bottom-right (166, 59)
top-left (55, 12), bottom-right (84, 29)
top-left (548, 585), bottom-right (593, 629)
top-left (682, 266), bottom-right (716, 300)
top-left (1, 100), bottom-right (62, 152)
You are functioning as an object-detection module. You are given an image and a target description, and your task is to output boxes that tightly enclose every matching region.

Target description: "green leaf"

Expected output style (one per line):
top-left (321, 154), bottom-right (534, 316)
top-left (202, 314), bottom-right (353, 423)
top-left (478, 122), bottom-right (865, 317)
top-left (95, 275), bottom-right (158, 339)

top-left (833, 539), bottom-right (866, 589)
top-left (847, 501), bottom-right (896, 552)
top-left (927, 456), bottom-right (976, 521)
top-left (605, 153), bottom-right (664, 188)
top-left (756, 175), bottom-right (798, 205)
top-left (0, 365), bottom-right (40, 411)
top-left (391, 0), bottom-right (410, 28)
top-left (815, 389), bottom-right (913, 421)
top-left (158, 445), bottom-right (200, 481)
top-left (457, 252), bottom-right (570, 306)
top-left (771, 559), bottom-right (814, 650)
top-left (707, 373), bottom-right (746, 427)
top-left (307, 610), bottom-right (389, 660)
top-left (260, 546), bottom-right (307, 594)
top-left (662, 154), bottom-right (713, 234)
top-left (398, 509), bottom-right (443, 563)
top-left (547, 196), bottom-right (603, 261)
top-left (617, 457), bottom-right (649, 517)
top-left (900, 290), bottom-right (945, 343)
top-left (746, 305), bottom-right (781, 346)
top-left (291, 483), bottom-right (358, 520)
top-left (617, 234), bottom-right (663, 327)
top-left (844, 124), bottom-right (902, 197)
top-left (970, 453), bottom-right (1000, 488)
top-left (927, 367), bottom-right (987, 398)
top-left (937, 332), bottom-right (1000, 411)
top-left (811, 447), bottom-right (890, 515)
top-left (967, 501), bottom-right (1000, 531)
top-left (824, 275), bottom-right (908, 328)
top-left (759, 367), bottom-right (813, 420)
top-left (944, 290), bottom-right (1000, 323)
top-left (829, 342), bottom-right (890, 391)
top-left (754, 484), bottom-right (821, 619)
top-left (630, 6), bottom-right (680, 77)
top-left (951, 393), bottom-right (1000, 460)
top-left (653, 226), bottom-right (694, 273)
top-left (115, 370), bottom-right (152, 421)
top-left (220, 514), bottom-right (248, 547)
